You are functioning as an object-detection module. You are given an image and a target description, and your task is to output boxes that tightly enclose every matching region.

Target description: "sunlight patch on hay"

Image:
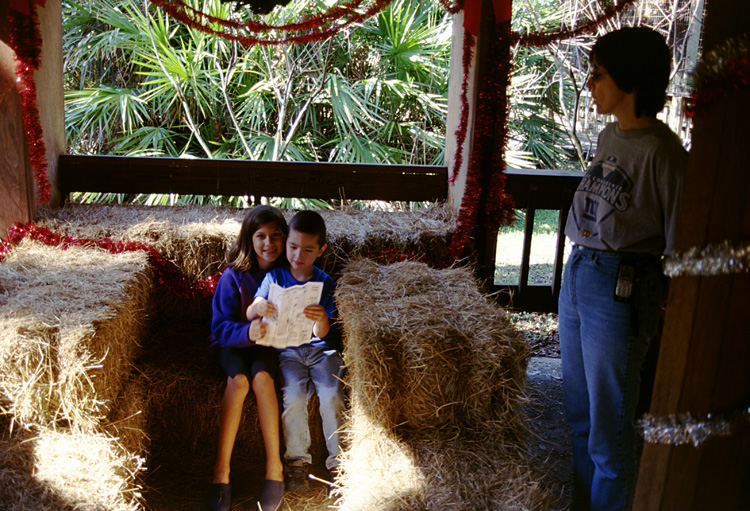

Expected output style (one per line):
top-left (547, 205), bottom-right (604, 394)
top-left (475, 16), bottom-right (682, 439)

top-left (32, 428), bottom-right (144, 511)
top-left (336, 403), bottom-right (426, 511)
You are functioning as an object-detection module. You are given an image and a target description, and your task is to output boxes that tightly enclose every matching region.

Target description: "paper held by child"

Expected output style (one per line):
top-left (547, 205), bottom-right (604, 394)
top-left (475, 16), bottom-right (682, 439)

top-left (256, 281), bottom-right (324, 348)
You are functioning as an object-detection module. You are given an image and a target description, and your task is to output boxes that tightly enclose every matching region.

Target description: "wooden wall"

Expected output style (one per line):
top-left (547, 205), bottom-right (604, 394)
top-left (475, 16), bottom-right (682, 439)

top-left (633, 0), bottom-right (750, 508)
top-left (0, 0), bottom-right (35, 237)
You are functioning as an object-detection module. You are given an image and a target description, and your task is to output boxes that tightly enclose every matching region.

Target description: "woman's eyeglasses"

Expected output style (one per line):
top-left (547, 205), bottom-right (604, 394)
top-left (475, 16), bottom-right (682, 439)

top-left (587, 70), bottom-right (610, 83)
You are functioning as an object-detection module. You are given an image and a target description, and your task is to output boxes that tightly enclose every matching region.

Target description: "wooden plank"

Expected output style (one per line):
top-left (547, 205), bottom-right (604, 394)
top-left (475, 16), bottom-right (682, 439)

top-left (519, 206), bottom-right (534, 295)
top-left (36, 0), bottom-right (65, 206)
top-left (59, 155), bottom-right (448, 202)
top-left (504, 168), bottom-right (583, 210)
top-left (551, 190), bottom-right (574, 299)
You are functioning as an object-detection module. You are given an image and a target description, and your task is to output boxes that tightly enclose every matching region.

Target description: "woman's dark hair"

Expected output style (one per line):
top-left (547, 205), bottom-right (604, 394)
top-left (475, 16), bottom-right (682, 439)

top-left (591, 26), bottom-right (672, 118)
top-left (226, 205), bottom-right (288, 273)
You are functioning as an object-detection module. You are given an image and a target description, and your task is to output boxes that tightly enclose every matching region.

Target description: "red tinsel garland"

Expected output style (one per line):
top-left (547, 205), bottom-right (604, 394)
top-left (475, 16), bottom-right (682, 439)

top-left (514, 0), bottom-right (637, 47)
top-left (150, 0), bottom-right (464, 36)
top-left (437, 0), bottom-right (464, 15)
top-left (0, 223), bottom-right (454, 293)
top-left (149, 0), bottom-right (395, 46)
top-left (151, 0), bottom-right (368, 33)
top-left (449, 30), bottom-right (475, 184)
top-left (0, 223), bottom-right (220, 299)
top-left (7, 5), bottom-right (51, 204)
top-left (686, 37), bottom-right (750, 117)
top-left (448, 17), bottom-right (515, 261)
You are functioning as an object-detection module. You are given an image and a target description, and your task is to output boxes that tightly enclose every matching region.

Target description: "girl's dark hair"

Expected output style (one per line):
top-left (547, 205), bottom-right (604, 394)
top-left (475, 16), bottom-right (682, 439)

top-left (226, 205), bottom-right (288, 273)
top-left (591, 27), bottom-right (672, 118)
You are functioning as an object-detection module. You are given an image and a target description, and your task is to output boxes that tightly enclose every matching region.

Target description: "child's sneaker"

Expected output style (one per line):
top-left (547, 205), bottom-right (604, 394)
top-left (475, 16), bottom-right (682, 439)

top-left (285, 460), bottom-right (309, 492)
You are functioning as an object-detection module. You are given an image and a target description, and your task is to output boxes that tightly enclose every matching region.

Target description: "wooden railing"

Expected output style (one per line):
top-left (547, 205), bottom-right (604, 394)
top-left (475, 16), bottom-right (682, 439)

top-left (491, 168), bottom-right (582, 313)
top-left (58, 155), bottom-right (583, 312)
top-left (58, 155), bottom-right (448, 203)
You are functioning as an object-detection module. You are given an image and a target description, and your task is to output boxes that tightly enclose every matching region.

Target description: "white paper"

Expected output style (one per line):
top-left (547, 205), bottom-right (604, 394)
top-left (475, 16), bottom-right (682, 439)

top-left (256, 281), bottom-right (324, 348)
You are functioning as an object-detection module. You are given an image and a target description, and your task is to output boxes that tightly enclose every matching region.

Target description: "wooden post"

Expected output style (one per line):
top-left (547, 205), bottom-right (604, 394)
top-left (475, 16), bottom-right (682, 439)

top-left (633, 1), bottom-right (750, 509)
top-left (445, 8), bottom-right (478, 211)
top-left (0, 0), bottom-right (65, 237)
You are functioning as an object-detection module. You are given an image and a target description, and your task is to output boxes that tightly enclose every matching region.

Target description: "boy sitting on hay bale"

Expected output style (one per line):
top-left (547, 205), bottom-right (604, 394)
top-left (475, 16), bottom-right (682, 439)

top-left (248, 210), bottom-right (345, 496)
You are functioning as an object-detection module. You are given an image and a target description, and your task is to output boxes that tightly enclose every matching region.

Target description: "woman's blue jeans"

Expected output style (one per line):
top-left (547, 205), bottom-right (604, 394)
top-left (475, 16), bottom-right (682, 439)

top-left (558, 245), bottom-right (664, 511)
top-left (279, 346), bottom-right (344, 470)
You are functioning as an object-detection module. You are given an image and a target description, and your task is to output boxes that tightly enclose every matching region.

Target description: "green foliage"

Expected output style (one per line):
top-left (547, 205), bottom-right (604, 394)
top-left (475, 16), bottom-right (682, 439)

top-left (63, 0), bottom-right (451, 161)
top-left (63, 0), bottom-right (451, 205)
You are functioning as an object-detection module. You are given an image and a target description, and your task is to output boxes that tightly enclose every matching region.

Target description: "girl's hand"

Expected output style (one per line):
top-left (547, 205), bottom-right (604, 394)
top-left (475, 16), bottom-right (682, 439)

top-left (248, 318), bottom-right (267, 341)
top-left (303, 304), bottom-right (327, 322)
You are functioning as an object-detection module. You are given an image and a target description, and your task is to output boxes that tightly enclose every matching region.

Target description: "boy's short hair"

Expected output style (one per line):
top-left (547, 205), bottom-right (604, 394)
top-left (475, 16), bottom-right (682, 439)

top-left (288, 210), bottom-right (327, 247)
top-left (591, 27), bottom-right (671, 118)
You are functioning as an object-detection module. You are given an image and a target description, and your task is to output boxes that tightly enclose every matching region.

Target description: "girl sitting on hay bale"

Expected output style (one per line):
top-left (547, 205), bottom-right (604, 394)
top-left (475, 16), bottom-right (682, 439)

top-left (207, 205), bottom-right (288, 511)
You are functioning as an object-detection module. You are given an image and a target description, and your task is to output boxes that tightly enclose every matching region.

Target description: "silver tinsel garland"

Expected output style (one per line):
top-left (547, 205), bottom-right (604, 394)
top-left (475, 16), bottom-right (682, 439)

top-left (665, 240), bottom-right (750, 277)
top-left (637, 407), bottom-right (750, 447)
top-left (646, 243), bottom-right (749, 447)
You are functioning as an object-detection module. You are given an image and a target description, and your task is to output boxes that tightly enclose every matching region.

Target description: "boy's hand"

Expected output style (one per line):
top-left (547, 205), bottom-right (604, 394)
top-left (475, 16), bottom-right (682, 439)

top-left (305, 305), bottom-right (330, 339)
top-left (303, 304), bottom-right (327, 322)
top-left (248, 318), bottom-right (267, 341)
top-left (247, 297), bottom-right (275, 321)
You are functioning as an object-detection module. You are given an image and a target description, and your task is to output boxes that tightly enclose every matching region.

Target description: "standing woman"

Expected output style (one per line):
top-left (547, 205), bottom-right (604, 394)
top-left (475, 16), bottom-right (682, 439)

top-left (207, 205), bottom-right (288, 511)
top-left (558, 27), bottom-right (688, 511)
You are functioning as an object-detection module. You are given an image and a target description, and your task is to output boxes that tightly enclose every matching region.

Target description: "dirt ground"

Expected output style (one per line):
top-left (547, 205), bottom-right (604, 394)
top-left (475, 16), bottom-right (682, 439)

top-left (524, 356), bottom-right (571, 510)
top-left (512, 311), bottom-right (571, 510)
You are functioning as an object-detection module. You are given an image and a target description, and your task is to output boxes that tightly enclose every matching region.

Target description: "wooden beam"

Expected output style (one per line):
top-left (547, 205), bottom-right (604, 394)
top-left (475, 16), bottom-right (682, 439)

top-left (59, 155), bottom-right (448, 202)
top-left (36, 0), bottom-right (65, 207)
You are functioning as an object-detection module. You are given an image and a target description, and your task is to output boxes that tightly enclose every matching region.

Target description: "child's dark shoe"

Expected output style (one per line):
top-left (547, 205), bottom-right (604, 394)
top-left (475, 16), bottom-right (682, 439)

top-left (258, 479), bottom-right (284, 511)
top-left (206, 483), bottom-right (232, 511)
top-left (285, 460), bottom-right (309, 492)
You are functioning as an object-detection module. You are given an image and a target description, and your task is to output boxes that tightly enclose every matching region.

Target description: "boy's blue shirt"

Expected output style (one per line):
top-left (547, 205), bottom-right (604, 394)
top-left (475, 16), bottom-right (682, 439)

top-left (255, 265), bottom-right (336, 350)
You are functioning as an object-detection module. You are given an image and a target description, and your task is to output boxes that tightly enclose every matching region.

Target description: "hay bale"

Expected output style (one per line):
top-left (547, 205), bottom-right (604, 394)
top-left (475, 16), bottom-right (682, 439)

top-left (136, 345), bottom-right (328, 465)
top-left (334, 259), bottom-right (553, 510)
top-left (38, 204), bottom-right (237, 282)
top-left (37, 202), bottom-right (456, 282)
top-left (106, 370), bottom-right (152, 459)
top-left (0, 239), bottom-right (151, 431)
top-left (336, 258), bottom-right (528, 438)
top-left (318, 205), bottom-right (455, 275)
